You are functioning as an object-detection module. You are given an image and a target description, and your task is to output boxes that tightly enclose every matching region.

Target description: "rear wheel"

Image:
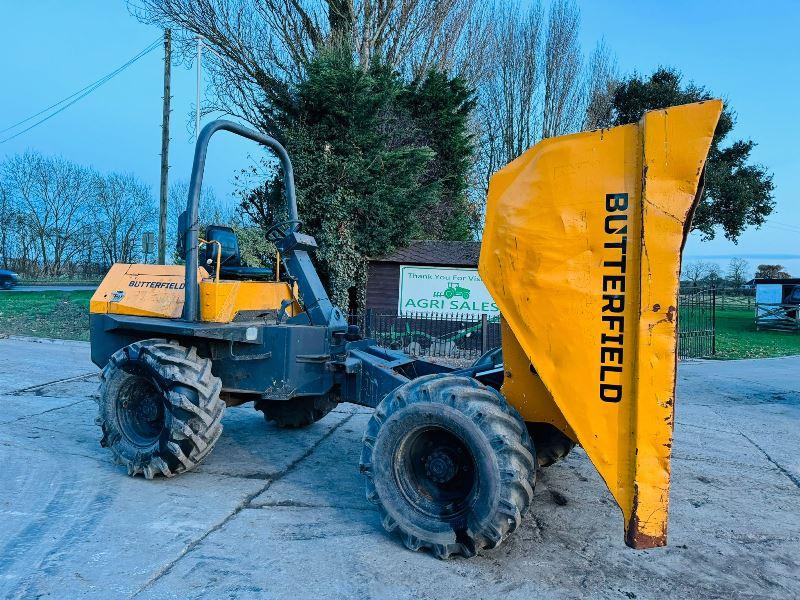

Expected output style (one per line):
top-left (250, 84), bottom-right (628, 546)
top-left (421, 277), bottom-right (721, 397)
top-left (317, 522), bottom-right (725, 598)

top-left (96, 339), bottom-right (224, 478)
top-left (255, 394), bottom-right (338, 428)
top-left (360, 374), bottom-right (536, 559)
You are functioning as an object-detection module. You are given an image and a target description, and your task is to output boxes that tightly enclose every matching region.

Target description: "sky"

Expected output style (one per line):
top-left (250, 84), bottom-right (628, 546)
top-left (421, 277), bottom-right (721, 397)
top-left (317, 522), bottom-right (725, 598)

top-left (1, 1), bottom-right (798, 277)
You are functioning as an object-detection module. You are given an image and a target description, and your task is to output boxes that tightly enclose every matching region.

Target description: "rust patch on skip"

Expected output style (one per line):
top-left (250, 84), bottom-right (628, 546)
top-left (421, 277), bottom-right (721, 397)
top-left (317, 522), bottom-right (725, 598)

top-left (626, 521), bottom-right (667, 549)
top-left (666, 305), bottom-right (676, 323)
top-left (625, 490), bottom-right (668, 549)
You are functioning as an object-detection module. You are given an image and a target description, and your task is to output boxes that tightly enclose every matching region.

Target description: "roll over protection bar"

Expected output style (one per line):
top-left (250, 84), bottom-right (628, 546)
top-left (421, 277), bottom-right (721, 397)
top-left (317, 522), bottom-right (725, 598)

top-left (180, 120), bottom-right (298, 322)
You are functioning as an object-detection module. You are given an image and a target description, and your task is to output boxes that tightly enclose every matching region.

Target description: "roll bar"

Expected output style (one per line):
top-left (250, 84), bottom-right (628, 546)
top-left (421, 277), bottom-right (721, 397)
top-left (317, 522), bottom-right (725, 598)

top-left (181, 120), bottom-right (298, 321)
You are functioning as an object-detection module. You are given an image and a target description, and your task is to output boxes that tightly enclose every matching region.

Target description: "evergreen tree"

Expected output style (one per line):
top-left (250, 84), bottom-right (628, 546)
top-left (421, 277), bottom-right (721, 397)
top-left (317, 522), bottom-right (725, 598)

top-left (401, 72), bottom-right (478, 240)
top-left (242, 52), bottom-right (476, 310)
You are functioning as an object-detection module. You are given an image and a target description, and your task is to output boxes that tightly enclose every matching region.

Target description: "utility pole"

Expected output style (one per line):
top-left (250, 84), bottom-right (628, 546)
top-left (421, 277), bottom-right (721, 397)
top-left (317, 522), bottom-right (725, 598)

top-left (158, 29), bottom-right (171, 265)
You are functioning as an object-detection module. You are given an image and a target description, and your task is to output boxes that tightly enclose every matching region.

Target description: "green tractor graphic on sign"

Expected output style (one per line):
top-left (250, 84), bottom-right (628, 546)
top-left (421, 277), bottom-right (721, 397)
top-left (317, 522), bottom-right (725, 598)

top-left (443, 282), bottom-right (470, 300)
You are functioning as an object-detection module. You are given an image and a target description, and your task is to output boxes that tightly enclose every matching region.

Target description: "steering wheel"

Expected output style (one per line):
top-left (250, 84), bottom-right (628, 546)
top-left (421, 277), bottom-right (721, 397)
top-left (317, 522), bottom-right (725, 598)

top-left (266, 219), bottom-right (303, 242)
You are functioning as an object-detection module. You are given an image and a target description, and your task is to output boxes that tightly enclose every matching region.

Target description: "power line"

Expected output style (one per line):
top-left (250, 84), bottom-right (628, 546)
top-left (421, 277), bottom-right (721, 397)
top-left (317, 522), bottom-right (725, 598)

top-left (0, 36), bottom-right (163, 144)
top-left (764, 220), bottom-right (800, 233)
top-left (0, 36), bottom-right (162, 137)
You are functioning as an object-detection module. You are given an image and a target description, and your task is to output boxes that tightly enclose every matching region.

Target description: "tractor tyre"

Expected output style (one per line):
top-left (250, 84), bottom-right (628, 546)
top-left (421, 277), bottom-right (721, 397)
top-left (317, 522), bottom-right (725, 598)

top-left (255, 394), bottom-right (338, 428)
top-left (96, 339), bottom-right (224, 479)
top-left (360, 374), bottom-right (536, 559)
top-left (527, 423), bottom-right (575, 467)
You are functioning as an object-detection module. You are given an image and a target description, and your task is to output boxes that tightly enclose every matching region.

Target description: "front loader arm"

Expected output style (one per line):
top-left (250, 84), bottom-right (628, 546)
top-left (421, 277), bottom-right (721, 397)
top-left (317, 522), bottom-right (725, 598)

top-left (480, 101), bottom-right (723, 548)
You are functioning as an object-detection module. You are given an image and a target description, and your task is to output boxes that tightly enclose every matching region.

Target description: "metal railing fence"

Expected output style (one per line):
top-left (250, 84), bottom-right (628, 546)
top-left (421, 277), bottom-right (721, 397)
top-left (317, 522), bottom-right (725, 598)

top-left (677, 288), bottom-right (716, 359)
top-left (353, 288), bottom-right (716, 361)
top-left (350, 311), bottom-right (500, 360)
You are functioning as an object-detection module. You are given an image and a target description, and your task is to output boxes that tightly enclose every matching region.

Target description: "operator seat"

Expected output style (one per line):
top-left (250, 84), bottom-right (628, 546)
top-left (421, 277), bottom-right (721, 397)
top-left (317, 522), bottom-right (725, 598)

top-left (204, 225), bottom-right (274, 281)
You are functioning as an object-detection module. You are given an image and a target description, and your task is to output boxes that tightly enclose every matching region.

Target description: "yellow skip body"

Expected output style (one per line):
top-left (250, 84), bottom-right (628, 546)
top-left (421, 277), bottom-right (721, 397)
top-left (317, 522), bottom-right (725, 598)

top-left (480, 100), bottom-right (722, 548)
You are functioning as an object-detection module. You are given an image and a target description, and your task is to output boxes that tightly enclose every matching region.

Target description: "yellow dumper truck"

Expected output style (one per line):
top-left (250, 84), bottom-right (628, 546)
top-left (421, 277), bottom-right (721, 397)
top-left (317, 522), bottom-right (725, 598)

top-left (89, 101), bottom-right (722, 557)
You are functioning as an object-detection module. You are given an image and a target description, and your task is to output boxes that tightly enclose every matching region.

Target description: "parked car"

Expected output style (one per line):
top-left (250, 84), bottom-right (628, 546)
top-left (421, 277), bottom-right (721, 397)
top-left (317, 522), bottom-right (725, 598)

top-left (0, 269), bottom-right (20, 289)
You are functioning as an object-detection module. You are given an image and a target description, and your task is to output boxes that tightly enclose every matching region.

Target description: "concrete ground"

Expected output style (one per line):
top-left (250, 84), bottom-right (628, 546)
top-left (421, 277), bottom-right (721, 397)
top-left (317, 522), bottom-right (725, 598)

top-left (0, 337), bottom-right (798, 599)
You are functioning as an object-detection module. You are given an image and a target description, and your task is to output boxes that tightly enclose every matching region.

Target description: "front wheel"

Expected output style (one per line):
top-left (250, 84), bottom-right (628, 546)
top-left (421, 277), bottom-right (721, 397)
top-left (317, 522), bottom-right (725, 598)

top-left (96, 339), bottom-right (225, 478)
top-left (360, 374), bottom-right (536, 559)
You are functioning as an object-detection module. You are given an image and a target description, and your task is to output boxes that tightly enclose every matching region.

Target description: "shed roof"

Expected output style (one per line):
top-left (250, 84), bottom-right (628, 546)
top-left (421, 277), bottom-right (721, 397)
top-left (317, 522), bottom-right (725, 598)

top-left (371, 240), bottom-right (481, 267)
top-left (754, 278), bottom-right (800, 285)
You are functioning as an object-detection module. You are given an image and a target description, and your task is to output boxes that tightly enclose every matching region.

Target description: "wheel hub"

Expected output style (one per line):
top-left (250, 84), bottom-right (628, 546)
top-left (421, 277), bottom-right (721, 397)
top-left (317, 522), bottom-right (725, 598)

top-left (424, 449), bottom-right (457, 484)
top-left (117, 374), bottom-right (165, 447)
top-left (395, 426), bottom-right (477, 520)
top-left (130, 396), bottom-right (160, 422)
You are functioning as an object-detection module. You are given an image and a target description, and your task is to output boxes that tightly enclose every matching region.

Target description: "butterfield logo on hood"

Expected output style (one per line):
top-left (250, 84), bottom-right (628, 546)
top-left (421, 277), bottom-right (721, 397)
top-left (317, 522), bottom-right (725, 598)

top-left (128, 280), bottom-right (185, 290)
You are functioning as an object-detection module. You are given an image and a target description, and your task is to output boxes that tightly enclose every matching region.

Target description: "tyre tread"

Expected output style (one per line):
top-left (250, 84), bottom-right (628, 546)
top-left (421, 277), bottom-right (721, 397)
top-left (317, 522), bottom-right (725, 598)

top-left (95, 339), bottom-right (225, 479)
top-left (360, 373), bottom-right (536, 559)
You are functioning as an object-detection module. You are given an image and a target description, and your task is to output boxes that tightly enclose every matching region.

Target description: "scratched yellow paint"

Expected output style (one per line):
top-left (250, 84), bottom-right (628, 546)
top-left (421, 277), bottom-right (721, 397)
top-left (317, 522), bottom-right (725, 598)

top-left (499, 318), bottom-right (576, 440)
top-left (90, 264), bottom-right (296, 323)
top-left (480, 101), bottom-right (722, 548)
top-left (199, 279), bottom-right (297, 322)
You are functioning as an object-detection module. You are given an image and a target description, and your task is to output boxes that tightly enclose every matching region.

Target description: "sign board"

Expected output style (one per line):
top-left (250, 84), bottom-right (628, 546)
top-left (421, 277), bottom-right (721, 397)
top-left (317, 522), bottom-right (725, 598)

top-left (142, 231), bottom-right (155, 255)
top-left (397, 265), bottom-right (499, 317)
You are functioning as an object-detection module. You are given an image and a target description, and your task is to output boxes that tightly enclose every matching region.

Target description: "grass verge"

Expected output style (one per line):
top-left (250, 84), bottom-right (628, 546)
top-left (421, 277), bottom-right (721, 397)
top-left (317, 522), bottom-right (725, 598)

top-left (715, 308), bottom-right (800, 359)
top-left (0, 290), bottom-right (93, 341)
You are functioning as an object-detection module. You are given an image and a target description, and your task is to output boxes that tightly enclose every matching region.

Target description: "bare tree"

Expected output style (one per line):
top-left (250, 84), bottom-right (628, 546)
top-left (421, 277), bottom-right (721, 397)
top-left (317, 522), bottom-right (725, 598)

top-left (541, 0), bottom-right (583, 139)
top-left (0, 181), bottom-right (37, 274)
top-left (130, 0), bottom-right (486, 134)
top-left (683, 261), bottom-right (709, 288)
top-left (477, 1), bottom-right (543, 184)
top-left (704, 263), bottom-right (722, 287)
top-left (474, 0), bottom-right (605, 196)
top-left (726, 257), bottom-right (750, 288)
top-left (583, 40), bottom-right (618, 130)
top-left (0, 182), bottom-right (14, 269)
top-left (1, 152), bottom-right (93, 277)
top-left (0, 154), bottom-right (162, 277)
top-left (93, 173), bottom-right (156, 265)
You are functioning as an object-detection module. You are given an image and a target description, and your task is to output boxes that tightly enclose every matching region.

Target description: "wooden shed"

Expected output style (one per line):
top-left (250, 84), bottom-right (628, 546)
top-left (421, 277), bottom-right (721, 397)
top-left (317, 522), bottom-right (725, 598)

top-left (365, 240), bottom-right (485, 315)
